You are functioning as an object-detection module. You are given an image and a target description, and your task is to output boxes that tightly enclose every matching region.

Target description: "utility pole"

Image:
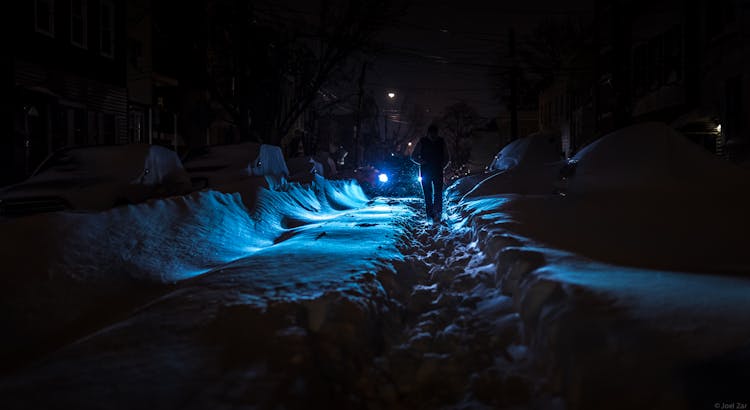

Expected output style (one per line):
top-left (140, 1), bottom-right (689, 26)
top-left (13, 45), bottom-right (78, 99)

top-left (354, 62), bottom-right (367, 167)
top-left (509, 28), bottom-right (519, 141)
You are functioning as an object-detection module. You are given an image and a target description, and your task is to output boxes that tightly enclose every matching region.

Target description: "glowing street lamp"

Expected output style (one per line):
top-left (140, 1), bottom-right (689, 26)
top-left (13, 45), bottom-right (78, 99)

top-left (387, 91), bottom-right (396, 99)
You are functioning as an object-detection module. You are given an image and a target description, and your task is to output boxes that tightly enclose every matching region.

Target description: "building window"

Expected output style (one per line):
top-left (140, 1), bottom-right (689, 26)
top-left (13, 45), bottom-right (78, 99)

top-left (34, 0), bottom-right (55, 37)
top-left (706, 0), bottom-right (738, 40)
top-left (100, 0), bottom-right (115, 58)
top-left (71, 0), bottom-right (87, 48)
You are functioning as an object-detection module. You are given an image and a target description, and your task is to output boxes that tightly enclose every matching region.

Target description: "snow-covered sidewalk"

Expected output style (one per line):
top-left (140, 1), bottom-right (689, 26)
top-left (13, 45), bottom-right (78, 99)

top-left (450, 193), bottom-right (750, 409)
top-left (0, 180), bottom-right (415, 409)
top-left (3, 173), bottom-right (749, 409)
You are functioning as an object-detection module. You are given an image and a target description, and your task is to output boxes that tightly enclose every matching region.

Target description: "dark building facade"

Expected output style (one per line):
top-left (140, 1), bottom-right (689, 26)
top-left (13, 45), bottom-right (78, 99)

top-left (6, 0), bottom-right (128, 185)
top-left (540, 0), bottom-right (749, 162)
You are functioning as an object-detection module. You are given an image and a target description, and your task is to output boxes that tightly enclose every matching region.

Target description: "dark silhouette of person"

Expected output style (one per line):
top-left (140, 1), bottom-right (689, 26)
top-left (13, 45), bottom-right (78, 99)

top-left (411, 124), bottom-right (450, 222)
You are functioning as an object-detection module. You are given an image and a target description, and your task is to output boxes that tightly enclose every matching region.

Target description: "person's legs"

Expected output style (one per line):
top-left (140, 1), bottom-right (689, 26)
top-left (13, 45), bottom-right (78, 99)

top-left (421, 170), bottom-right (434, 218)
top-left (432, 173), bottom-right (444, 221)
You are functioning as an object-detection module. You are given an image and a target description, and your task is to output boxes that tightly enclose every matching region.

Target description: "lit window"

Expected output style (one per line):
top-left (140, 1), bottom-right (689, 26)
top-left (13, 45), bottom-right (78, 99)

top-left (71, 0), bottom-right (87, 48)
top-left (100, 0), bottom-right (114, 58)
top-left (35, 0), bottom-right (55, 37)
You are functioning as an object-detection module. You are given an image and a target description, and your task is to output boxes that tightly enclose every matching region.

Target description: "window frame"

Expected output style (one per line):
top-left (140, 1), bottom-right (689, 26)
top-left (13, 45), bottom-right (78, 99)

top-left (99, 0), bottom-right (115, 58)
top-left (34, 0), bottom-right (55, 38)
top-left (70, 0), bottom-right (88, 49)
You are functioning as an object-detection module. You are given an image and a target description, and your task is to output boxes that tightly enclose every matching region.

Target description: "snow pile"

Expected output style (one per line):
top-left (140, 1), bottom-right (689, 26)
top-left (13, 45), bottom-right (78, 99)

top-left (445, 184), bottom-right (750, 405)
top-left (565, 122), bottom-right (750, 194)
top-left (0, 177), bottom-right (375, 374)
top-left (436, 124), bottom-right (750, 406)
top-left (0, 179), bottom-right (416, 409)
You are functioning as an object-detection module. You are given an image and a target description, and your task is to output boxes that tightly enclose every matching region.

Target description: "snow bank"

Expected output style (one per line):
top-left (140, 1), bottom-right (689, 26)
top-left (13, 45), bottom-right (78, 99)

top-left (442, 124), bottom-right (750, 405)
top-left (0, 177), bottom-right (373, 371)
top-left (449, 190), bottom-right (750, 407)
top-left (566, 122), bottom-right (750, 195)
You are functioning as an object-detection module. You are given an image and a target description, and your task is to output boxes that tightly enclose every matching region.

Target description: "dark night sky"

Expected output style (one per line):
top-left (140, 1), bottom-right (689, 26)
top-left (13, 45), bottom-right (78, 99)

top-left (260, 0), bottom-right (593, 123)
top-left (370, 0), bottom-right (594, 120)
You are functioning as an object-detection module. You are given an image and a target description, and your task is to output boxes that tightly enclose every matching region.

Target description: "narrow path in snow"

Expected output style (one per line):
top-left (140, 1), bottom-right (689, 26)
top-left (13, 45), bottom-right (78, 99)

top-left (369, 199), bottom-right (561, 409)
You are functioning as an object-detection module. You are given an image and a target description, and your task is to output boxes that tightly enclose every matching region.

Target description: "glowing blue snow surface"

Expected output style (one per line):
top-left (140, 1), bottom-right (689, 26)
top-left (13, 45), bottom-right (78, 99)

top-left (0, 176), bottom-right (398, 287)
top-left (205, 175), bottom-right (409, 306)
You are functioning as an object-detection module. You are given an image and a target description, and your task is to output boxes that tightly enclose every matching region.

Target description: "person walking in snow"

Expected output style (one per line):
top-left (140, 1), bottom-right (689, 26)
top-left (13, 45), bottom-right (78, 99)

top-left (411, 124), bottom-right (450, 222)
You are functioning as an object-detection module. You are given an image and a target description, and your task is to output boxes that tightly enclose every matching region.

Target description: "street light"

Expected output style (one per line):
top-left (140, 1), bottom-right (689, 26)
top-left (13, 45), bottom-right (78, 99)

top-left (387, 91), bottom-right (396, 99)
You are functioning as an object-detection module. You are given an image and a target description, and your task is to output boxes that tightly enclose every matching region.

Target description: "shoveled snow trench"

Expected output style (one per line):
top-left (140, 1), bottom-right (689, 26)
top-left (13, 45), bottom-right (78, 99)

top-left (1, 178), bottom-right (749, 409)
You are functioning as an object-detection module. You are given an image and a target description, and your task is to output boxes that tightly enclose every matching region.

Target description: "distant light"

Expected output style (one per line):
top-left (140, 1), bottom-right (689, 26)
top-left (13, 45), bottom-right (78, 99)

top-left (417, 176), bottom-right (423, 182)
top-left (716, 124), bottom-right (722, 133)
top-left (378, 173), bottom-right (389, 183)
top-left (391, 153), bottom-right (395, 156)
top-left (407, 142), bottom-right (412, 146)
top-left (387, 92), bottom-right (396, 99)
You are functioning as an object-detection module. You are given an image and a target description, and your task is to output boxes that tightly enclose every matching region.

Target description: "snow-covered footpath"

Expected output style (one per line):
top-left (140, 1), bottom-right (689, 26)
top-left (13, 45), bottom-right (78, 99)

top-left (2, 165), bottom-right (750, 409)
top-left (0, 178), bottom-right (415, 409)
top-left (447, 192), bottom-right (750, 409)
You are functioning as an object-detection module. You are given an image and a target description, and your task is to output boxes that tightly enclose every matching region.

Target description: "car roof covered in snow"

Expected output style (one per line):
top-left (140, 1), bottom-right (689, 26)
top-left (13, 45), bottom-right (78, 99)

top-left (5, 144), bottom-right (187, 193)
top-left (184, 143), bottom-right (288, 184)
top-left (489, 132), bottom-right (562, 172)
top-left (32, 144), bottom-right (183, 180)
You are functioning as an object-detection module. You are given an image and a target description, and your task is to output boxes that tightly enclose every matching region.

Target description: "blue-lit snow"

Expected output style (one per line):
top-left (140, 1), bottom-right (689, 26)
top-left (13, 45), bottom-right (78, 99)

top-left (446, 176), bottom-right (750, 405)
top-left (3, 130), bottom-right (750, 409)
top-left (0, 177), bottom-right (411, 373)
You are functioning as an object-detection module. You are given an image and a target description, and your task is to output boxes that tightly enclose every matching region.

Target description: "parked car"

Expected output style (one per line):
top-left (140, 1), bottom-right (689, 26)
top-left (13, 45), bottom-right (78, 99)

top-left (456, 132), bottom-right (564, 199)
top-left (0, 144), bottom-right (192, 216)
top-left (182, 142), bottom-right (289, 210)
top-left (287, 156), bottom-right (325, 184)
top-left (557, 122), bottom-right (750, 196)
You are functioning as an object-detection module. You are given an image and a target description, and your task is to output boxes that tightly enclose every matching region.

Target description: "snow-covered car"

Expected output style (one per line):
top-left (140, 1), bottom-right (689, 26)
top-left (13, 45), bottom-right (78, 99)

top-left (0, 144), bottom-right (192, 216)
top-left (458, 132), bottom-right (564, 199)
top-left (287, 156), bottom-right (325, 183)
top-left (183, 143), bottom-right (289, 209)
top-left (558, 122), bottom-right (750, 196)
